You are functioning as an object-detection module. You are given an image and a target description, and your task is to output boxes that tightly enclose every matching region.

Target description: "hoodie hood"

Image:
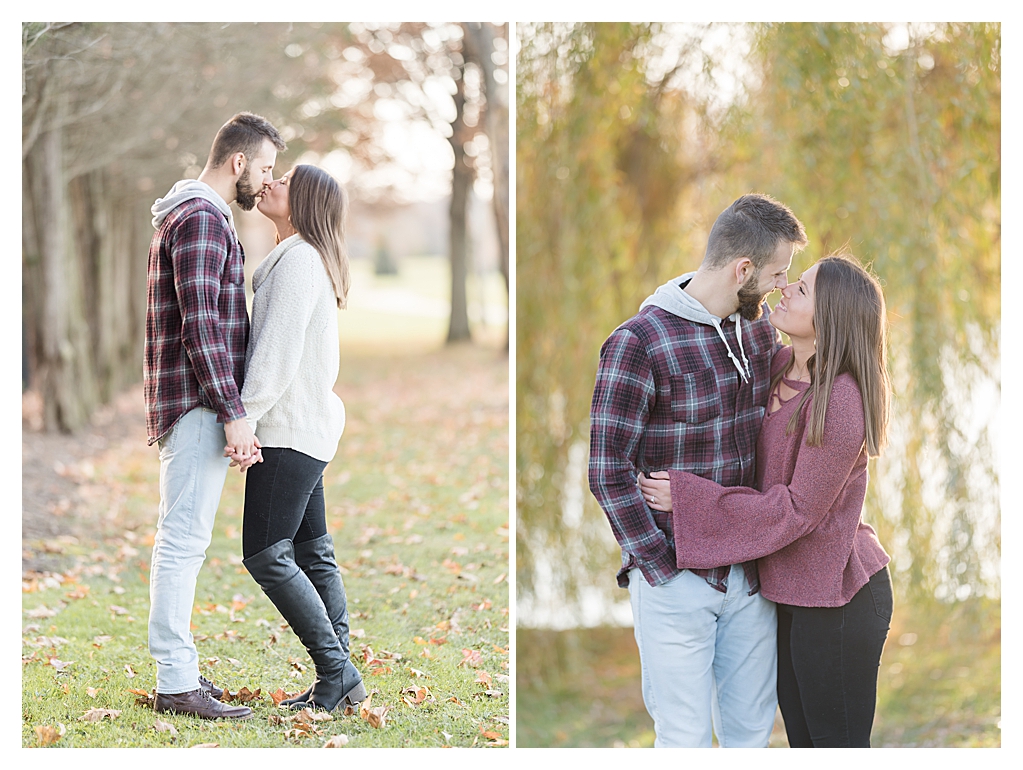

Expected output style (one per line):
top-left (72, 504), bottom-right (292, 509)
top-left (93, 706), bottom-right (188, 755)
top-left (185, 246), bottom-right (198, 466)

top-left (640, 271), bottom-right (752, 383)
top-left (151, 179), bottom-right (235, 231)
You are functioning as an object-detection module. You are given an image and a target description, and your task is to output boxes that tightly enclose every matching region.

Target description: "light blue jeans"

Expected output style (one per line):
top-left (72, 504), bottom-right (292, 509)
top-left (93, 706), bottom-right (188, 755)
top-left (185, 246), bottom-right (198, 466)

top-left (148, 407), bottom-right (231, 694)
top-left (629, 565), bottom-right (778, 747)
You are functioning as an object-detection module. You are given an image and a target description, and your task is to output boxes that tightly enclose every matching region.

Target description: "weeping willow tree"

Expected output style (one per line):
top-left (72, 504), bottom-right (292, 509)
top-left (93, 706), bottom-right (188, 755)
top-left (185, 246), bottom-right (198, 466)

top-left (516, 22), bottom-right (1000, 626)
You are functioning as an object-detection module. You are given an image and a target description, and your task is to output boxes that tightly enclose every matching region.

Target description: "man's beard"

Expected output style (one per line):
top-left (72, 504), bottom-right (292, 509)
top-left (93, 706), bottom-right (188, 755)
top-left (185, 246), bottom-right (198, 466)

top-left (234, 164), bottom-right (260, 211)
top-left (736, 270), bottom-right (767, 321)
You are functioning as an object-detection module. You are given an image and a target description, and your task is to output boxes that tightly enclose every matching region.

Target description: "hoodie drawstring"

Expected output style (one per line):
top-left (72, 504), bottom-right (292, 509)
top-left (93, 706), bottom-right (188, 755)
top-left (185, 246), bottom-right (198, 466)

top-left (712, 316), bottom-right (750, 383)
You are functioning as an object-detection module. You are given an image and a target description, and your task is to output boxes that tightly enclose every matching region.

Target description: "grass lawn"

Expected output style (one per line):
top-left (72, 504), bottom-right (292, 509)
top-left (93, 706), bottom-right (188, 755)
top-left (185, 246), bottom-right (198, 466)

top-left (22, 258), bottom-right (510, 748)
top-left (516, 595), bottom-right (1000, 748)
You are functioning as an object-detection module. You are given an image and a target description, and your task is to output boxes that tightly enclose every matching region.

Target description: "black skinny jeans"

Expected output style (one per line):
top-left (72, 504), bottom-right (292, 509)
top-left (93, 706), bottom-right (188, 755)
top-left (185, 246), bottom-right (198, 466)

top-left (242, 447), bottom-right (330, 560)
top-left (777, 566), bottom-right (893, 747)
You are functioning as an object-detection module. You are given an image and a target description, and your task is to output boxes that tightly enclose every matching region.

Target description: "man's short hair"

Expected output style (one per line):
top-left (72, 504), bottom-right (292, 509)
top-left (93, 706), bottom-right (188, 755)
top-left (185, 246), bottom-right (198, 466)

top-left (703, 193), bottom-right (807, 270)
top-left (207, 112), bottom-right (287, 169)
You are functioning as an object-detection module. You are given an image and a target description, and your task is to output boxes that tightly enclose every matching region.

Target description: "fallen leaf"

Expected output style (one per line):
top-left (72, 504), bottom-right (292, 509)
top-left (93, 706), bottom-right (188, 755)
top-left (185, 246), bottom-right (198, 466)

top-left (190, 743), bottom-right (219, 748)
top-left (409, 668), bottom-right (428, 679)
top-left (86, 687), bottom-right (101, 698)
top-left (26, 605), bottom-right (60, 619)
top-left (269, 688), bottom-right (297, 707)
top-left (129, 688), bottom-right (155, 708)
top-left (458, 649), bottom-right (484, 668)
top-left (401, 685), bottom-right (432, 706)
top-left (93, 635), bottom-right (112, 647)
top-left (35, 724), bottom-right (65, 746)
top-left (79, 708), bottom-right (121, 722)
top-left (124, 664), bottom-right (136, 678)
top-left (109, 605), bottom-right (129, 615)
top-left (223, 686), bottom-right (261, 703)
top-left (492, 572), bottom-right (507, 584)
top-left (360, 704), bottom-right (389, 729)
top-left (476, 671), bottom-right (493, 687)
top-left (323, 734), bottom-right (349, 747)
top-left (153, 719), bottom-right (178, 734)
top-left (48, 657), bottom-right (74, 672)
top-left (480, 729), bottom-right (502, 740)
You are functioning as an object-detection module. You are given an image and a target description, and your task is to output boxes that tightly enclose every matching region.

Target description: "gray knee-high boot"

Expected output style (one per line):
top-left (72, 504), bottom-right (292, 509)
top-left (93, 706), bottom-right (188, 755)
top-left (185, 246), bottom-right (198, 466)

top-left (279, 534), bottom-right (355, 708)
top-left (244, 540), bottom-right (367, 712)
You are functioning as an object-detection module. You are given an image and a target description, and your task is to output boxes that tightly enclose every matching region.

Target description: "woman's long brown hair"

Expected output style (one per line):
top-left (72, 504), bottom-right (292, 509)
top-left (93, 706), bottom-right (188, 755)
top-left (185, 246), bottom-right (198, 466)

top-left (774, 253), bottom-right (891, 457)
top-left (288, 164), bottom-right (351, 309)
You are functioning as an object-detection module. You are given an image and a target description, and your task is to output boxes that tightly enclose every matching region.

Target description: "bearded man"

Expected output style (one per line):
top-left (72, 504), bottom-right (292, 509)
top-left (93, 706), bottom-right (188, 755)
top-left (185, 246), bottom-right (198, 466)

top-left (143, 112), bottom-right (285, 719)
top-left (588, 193), bottom-right (807, 747)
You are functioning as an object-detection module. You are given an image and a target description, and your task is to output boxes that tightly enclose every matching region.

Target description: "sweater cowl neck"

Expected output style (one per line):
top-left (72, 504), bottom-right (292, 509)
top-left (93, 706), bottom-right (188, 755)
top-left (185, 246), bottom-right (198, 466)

top-left (253, 233), bottom-right (306, 292)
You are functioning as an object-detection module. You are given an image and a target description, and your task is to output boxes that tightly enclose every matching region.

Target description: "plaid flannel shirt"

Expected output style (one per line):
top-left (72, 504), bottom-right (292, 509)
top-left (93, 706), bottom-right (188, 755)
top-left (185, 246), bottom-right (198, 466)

top-left (144, 198), bottom-right (249, 444)
top-left (588, 299), bottom-right (780, 592)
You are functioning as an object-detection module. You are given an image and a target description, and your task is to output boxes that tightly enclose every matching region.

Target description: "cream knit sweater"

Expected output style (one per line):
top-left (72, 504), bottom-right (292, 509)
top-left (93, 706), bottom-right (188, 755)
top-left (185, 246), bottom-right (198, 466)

top-left (240, 234), bottom-right (344, 463)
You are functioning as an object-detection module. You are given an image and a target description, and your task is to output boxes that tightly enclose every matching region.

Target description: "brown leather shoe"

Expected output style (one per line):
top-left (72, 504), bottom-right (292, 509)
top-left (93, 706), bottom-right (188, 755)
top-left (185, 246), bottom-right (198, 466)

top-left (154, 688), bottom-right (253, 720)
top-left (198, 675), bottom-right (224, 700)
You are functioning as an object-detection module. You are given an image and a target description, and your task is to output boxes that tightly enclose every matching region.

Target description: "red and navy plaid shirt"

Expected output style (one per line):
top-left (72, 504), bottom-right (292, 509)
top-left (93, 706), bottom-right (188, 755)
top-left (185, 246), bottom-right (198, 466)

top-left (144, 198), bottom-right (249, 445)
top-left (588, 291), bottom-right (780, 593)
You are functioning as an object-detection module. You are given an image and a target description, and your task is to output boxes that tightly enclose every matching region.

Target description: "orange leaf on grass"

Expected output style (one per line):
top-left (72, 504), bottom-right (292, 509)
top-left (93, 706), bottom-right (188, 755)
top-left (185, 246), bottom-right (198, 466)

top-left (222, 687), bottom-right (261, 703)
top-left (66, 585), bottom-right (90, 600)
top-left (35, 724), bottom-right (64, 746)
top-left (269, 688), bottom-right (294, 707)
top-left (458, 649), bottom-right (483, 668)
top-left (476, 671), bottom-right (493, 688)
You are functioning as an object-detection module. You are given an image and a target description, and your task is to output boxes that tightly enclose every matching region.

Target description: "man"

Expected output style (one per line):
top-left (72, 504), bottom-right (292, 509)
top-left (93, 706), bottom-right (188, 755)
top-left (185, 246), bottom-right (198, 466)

top-left (144, 112), bottom-right (286, 720)
top-left (588, 193), bottom-right (807, 747)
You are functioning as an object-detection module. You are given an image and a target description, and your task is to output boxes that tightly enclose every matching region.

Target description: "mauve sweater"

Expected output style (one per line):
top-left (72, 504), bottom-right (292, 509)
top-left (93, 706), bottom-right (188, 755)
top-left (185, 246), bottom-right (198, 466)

top-left (669, 347), bottom-right (889, 607)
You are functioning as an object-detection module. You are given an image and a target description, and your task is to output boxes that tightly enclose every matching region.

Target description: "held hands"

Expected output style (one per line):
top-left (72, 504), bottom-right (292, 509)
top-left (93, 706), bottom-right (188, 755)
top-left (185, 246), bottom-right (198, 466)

top-left (224, 418), bottom-right (263, 473)
top-left (638, 471), bottom-right (673, 512)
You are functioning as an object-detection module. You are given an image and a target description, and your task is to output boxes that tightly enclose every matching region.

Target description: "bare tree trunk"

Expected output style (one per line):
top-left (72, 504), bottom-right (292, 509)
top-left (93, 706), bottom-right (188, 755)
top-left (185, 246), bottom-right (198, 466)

top-left (31, 106), bottom-right (98, 432)
top-left (22, 157), bottom-right (41, 393)
top-left (446, 60), bottom-right (472, 344)
top-left (462, 23), bottom-right (509, 351)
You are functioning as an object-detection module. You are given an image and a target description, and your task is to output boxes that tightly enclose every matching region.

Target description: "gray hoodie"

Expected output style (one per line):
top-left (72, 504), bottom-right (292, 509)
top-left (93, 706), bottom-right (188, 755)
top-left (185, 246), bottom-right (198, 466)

top-left (151, 179), bottom-right (235, 231)
top-left (640, 271), bottom-right (751, 383)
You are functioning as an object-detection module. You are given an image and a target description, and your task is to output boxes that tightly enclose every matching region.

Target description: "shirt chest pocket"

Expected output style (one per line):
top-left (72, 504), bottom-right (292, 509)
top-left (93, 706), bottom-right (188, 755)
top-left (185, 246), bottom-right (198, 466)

top-left (669, 367), bottom-right (721, 424)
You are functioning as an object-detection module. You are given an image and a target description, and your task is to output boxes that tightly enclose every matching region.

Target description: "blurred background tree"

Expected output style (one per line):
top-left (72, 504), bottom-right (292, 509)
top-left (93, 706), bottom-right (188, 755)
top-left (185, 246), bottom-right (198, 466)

top-left (516, 22), bottom-right (999, 746)
top-left (22, 21), bottom-right (509, 433)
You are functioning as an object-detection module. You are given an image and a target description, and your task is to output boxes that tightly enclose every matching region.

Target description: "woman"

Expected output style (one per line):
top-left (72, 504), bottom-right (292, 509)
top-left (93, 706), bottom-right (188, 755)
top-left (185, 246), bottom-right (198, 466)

top-left (639, 253), bottom-right (893, 747)
top-left (226, 164), bottom-right (367, 712)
